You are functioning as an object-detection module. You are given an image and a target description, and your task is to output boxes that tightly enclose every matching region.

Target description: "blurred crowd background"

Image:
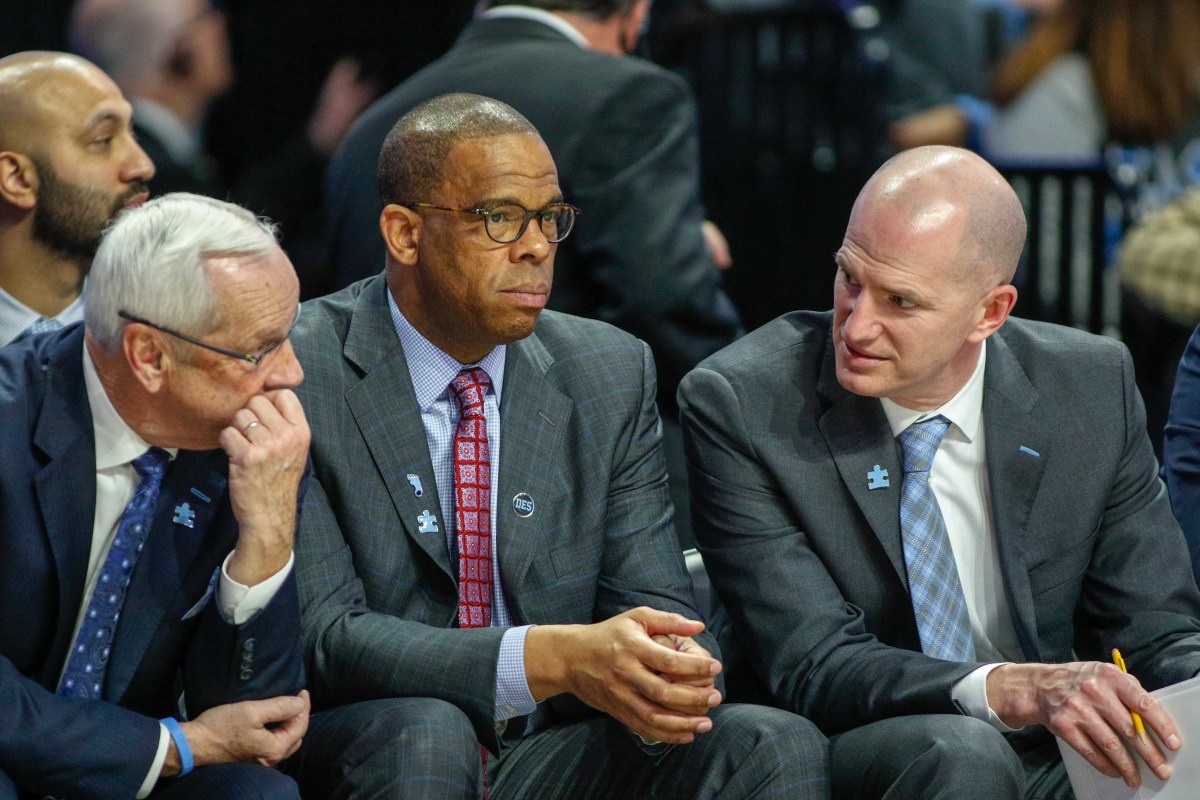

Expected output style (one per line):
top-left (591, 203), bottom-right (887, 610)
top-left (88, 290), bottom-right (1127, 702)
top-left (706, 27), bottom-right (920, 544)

top-left (5, 0), bottom-right (1200, 456)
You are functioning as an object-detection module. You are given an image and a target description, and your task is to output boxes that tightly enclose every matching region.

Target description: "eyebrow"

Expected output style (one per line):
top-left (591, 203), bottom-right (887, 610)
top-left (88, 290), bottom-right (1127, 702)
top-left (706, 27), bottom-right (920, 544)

top-left (81, 111), bottom-right (126, 134)
top-left (471, 194), bottom-right (566, 208)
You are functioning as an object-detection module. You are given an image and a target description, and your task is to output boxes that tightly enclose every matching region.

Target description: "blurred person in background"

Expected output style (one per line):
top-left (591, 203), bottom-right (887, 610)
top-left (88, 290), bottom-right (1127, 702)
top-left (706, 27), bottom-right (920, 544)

top-left (68, 0), bottom-right (378, 298)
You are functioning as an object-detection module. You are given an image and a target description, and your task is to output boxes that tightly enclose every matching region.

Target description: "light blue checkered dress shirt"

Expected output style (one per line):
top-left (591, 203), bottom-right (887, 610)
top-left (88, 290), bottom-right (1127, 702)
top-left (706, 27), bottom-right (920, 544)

top-left (388, 293), bottom-right (537, 722)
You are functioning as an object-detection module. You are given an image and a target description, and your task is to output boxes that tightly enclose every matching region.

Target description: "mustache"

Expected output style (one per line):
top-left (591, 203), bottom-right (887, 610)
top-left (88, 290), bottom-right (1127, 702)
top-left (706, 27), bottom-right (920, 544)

top-left (114, 183), bottom-right (150, 209)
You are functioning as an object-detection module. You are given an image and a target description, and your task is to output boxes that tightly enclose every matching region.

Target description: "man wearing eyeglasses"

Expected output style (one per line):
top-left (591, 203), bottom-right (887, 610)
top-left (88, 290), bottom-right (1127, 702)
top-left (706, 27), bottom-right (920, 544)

top-left (281, 93), bottom-right (827, 799)
top-left (0, 193), bottom-right (311, 799)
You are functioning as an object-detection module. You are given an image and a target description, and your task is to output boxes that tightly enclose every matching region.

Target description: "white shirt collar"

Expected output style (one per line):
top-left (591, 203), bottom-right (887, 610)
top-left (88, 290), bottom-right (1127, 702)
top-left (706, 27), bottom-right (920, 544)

top-left (483, 5), bottom-right (590, 48)
top-left (83, 343), bottom-right (177, 470)
top-left (131, 97), bottom-right (201, 165)
top-left (881, 340), bottom-right (987, 442)
top-left (386, 290), bottom-right (507, 412)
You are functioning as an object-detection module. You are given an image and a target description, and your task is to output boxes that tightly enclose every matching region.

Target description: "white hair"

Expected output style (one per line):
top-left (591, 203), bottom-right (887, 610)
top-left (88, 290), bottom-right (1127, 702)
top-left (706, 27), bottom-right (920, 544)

top-left (68, 0), bottom-right (196, 88)
top-left (85, 193), bottom-right (281, 351)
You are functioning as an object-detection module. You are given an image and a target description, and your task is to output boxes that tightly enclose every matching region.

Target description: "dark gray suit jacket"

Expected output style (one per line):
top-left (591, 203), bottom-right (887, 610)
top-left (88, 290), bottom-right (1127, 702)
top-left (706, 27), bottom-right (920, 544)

top-left (291, 275), bottom-right (712, 751)
top-left (679, 310), bottom-right (1200, 735)
top-left (325, 15), bottom-right (741, 414)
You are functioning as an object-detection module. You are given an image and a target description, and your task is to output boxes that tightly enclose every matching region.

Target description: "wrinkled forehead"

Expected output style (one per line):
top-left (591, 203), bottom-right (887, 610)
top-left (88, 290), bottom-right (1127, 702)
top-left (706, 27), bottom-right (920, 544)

top-left (441, 133), bottom-right (560, 196)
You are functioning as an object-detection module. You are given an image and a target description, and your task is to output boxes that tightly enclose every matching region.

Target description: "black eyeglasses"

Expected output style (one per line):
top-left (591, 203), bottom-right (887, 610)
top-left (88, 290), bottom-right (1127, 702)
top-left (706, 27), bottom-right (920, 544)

top-left (401, 201), bottom-right (580, 244)
top-left (118, 304), bottom-right (301, 366)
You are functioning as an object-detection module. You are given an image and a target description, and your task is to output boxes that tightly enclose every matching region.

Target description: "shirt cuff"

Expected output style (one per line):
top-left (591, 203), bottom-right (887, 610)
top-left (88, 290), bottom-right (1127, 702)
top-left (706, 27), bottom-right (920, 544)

top-left (136, 723), bottom-right (170, 798)
top-left (951, 662), bottom-right (1021, 733)
top-left (495, 625), bottom-right (538, 721)
top-left (955, 93), bottom-right (995, 154)
top-left (218, 551), bottom-right (294, 625)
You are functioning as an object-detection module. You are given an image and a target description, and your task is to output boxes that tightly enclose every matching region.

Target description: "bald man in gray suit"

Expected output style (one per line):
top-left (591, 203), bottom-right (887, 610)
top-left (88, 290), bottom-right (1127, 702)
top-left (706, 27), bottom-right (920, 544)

top-left (681, 146), bottom-right (1200, 800)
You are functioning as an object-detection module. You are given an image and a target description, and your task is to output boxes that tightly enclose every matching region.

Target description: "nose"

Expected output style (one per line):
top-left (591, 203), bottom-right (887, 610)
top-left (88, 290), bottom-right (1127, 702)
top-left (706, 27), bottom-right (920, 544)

top-left (839, 290), bottom-right (878, 344)
top-left (509, 216), bottom-right (551, 263)
top-left (265, 339), bottom-right (304, 389)
top-left (123, 137), bottom-right (156, 184)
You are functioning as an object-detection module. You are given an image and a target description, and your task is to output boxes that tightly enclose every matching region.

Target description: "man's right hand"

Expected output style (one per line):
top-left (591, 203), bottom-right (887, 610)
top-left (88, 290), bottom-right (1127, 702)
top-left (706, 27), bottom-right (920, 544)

top-left (987, 662), bottom-right (1180, 788)
top-left (524, 607), bottom-right (722, 744)
top-left (164, 690), bottom-right (310, 776)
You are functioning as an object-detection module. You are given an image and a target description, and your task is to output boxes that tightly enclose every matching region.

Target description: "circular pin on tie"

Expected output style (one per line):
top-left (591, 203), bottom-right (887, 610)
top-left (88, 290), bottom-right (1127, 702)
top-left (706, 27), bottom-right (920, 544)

top-left (512, 493), bottom-right (535, 518)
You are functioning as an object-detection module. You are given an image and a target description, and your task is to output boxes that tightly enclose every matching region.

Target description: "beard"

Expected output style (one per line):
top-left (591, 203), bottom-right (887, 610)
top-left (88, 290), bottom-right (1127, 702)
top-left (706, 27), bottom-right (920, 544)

top-left (30, 156), bottom-right (148, 264)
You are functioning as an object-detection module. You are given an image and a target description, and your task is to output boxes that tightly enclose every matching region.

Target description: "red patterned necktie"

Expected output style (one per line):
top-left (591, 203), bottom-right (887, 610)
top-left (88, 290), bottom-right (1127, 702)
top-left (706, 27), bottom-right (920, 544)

top-left (449, 367), bottom-right (493, 629)
top-left (449, 367), bottom-right (494, 797)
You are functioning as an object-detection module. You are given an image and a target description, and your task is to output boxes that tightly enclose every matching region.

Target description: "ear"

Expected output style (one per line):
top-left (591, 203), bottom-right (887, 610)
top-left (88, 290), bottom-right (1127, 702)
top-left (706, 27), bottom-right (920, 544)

top-left (970, 283), bottom-right (1018, 343)
top-left (0, 151), bottom-right (39, 210)
top-left (122, 322), bottom-right (171, 393)
top-left (619, 0), bottom-right (651, 53)
top-left (380, 203), bottom-right (422, 266)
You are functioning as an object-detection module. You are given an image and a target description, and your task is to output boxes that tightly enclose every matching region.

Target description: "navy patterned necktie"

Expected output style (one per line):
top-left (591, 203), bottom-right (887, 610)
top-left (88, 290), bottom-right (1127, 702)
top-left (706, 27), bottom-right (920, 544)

top-left (59, 447), bottom-right (170, 699)
top-left (897, 416), bottom-right (976, 662)
top-left (19, 316), bottom-right (63, 341)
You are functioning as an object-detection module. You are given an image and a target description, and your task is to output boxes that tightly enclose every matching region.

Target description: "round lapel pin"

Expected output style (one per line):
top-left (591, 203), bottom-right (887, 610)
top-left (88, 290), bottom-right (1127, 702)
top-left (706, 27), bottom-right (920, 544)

top-left (512, 493), bottom-right (535, 518)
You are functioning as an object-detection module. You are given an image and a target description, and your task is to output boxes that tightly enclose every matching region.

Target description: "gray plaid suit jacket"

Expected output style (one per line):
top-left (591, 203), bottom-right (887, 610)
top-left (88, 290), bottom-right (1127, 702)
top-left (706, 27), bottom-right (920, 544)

top-left (680, 310), bottom-right (1200, 735)
top-left (290, 275), bottom-right (711, 751)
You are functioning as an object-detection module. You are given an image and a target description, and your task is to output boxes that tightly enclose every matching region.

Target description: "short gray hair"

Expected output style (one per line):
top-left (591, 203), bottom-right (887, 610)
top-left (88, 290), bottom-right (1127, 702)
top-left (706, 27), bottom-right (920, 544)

top-left (85, 193), bottom-right (280, 350)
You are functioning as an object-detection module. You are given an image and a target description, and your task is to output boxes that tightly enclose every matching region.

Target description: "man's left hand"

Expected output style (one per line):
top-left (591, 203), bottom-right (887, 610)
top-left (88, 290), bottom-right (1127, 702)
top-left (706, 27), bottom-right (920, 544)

top-left (220, 389), bottom-right (310, 585)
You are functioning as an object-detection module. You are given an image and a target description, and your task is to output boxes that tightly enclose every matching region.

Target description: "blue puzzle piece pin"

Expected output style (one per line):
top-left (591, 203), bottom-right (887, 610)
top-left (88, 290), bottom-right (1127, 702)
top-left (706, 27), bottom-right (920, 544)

top-left (173, 502), bottom-right (196, 528)
top-left (417, 510), bottom-right (439, 534)
top-left (867, 465), bottom-right (890, 490)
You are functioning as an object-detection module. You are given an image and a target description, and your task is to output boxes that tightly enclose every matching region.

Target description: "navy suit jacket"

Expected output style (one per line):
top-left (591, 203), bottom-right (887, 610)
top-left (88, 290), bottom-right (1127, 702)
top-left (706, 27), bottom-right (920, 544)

top-left (1163, 322), bottom-right (1200, 580)
top-left (0, 326), bottom-right (305, 799)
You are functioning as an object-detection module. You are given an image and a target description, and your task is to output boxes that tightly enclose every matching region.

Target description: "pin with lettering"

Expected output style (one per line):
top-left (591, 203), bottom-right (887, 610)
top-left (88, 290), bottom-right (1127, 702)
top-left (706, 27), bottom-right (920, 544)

top-left (173, 502), bottom-right (196, 528)
top-left (417, 510), bottom-right (439, 533)
top-left (867, 465), bottom-right (890, 490)
top-left (512, 493), bottom-right (535, 518)
top-left (407, 473), bottom-right (424, 497)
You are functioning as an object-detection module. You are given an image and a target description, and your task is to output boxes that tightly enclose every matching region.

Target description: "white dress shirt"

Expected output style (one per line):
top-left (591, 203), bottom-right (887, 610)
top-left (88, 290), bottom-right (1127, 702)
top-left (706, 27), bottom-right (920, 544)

top-left (880, 341), bottom-right (1024, 731)
top-left (483, 5), bottom-right (589, 48)
top-left (80, 346), bottom-right (294, 796)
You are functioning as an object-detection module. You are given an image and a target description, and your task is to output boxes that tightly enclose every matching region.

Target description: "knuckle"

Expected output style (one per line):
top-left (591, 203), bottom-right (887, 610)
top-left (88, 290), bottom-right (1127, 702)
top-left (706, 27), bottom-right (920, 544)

top-left (1100, 736), bottom-right (1124, 755)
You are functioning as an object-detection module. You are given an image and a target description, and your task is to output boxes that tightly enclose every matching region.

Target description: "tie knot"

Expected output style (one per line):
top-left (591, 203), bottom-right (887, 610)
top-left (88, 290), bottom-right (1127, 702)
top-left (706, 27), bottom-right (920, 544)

top-left (449, 367), bottom-right (492, 419)
top-left (132, 447), bottom-right (170, 483)
top-left (897, 415), bottom-right (950, 473)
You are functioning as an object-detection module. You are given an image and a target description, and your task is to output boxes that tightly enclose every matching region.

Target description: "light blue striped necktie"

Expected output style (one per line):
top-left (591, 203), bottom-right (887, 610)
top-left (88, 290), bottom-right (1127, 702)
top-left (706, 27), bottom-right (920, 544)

top-left (897, 416), bottom-right (976, 662)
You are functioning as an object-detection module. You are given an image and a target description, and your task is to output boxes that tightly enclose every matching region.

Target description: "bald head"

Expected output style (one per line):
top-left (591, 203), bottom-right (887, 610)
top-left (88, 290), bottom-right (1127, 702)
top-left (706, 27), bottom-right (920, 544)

top-left (853, 146), bottom-right (1027, 289)
top-left (378, 92), bottom-right (541, 206)
top-left (0, 52), bottom-right (118, 152)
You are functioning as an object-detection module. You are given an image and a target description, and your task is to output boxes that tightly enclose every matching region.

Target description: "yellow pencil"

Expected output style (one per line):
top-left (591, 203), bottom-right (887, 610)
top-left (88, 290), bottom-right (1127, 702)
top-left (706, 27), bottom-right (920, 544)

top-left (1112, 648), bottom-right (1149, 745)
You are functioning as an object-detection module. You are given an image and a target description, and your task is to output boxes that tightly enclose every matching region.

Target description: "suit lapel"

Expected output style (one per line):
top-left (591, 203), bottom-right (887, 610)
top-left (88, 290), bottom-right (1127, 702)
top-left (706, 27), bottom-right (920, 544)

top-left (982, 331), bottom-right (1047, 661)
top-left (816, 338), bottom-right (908, 587)
top-left (343, 280), bottom-right (453, 582)
top-left (31, 331), bottom-right (100, 682)
top-left (108, 452), bottom-right (228, 702)
top-left (495, 332), bottom-right (572, 623)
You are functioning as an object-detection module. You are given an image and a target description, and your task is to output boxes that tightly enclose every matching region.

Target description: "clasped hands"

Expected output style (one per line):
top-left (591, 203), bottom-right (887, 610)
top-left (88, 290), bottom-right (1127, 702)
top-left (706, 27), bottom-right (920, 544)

top-left (988, 661), bottom-right (1182, 788)
top-left (525, 607), bottom-right (722, 744)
